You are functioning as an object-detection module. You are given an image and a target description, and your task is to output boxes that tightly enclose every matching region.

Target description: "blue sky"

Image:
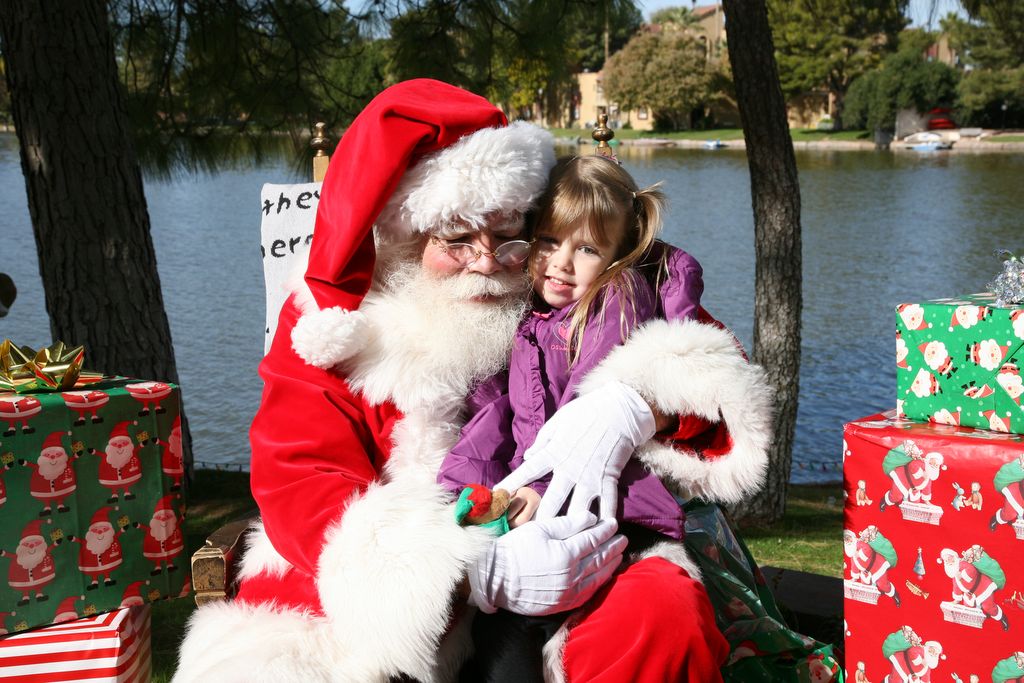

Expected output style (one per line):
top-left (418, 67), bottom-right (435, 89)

top-left (636, 0), bottom-right (967, 28)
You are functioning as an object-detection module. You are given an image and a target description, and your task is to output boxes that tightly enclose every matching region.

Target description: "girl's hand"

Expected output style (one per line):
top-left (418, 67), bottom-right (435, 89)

top-left (506, 487), bottom-right (541, 528)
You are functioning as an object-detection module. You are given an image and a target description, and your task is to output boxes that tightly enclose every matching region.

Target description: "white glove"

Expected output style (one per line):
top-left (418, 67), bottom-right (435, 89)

top-left (468, 513), bottom-right (627, 616)
top-left (496, 381), bottom-right (657, 520)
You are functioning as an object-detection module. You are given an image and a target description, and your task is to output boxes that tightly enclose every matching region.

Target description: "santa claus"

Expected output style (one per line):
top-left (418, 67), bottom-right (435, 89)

top-left (966, 339), bottom-right (1009, 372)
top-left (880, 441), bottom-right (945, 510)
top-left (174, 80), bottom-right (772, 682)
top-left (0, 610), bottom-right (16, 636)
top-left (991, 454), bottom-right (1024, 532)
top-left (139, 495), bottom-right (184, 575)
top-left (998, 364), bottom-right (1024, 405)
top-left (158, 416), bottom-right (184, 491)
top-left (920, 340), bottom-right (954, 377)
top-left (0, 450), bottom-right (11, 509)
top-left (0, 520), bottom-right (59, 605)
top-left (0, 393), bottom-right (40, 436)
top-left (1013, 310), bottom-right (1024, 341)
top-left (938, 545), bottom-right (1009, 630)
top-left (950, 305), bottom-right (989, 330)
top-left (845, 525), bottom-right (901, 606)
top-left (68, 506), bottom-right (127, 589)
top-left (882, 626), bottom-right (944, 682)
top-left (898, 304), bottom-right (926, 331)
top-left (910, 368), bottom-right (941, 398)
top-left (89, 421), bottom-right (142, 502)
top-left (20, 431), bottom-right (77, 516)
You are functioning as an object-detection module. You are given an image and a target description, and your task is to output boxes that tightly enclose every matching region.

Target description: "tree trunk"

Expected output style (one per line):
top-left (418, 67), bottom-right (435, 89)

top-left (721, 0), bottom-right (803, 524)
top-left (0, 0), bottom-right (193, 469)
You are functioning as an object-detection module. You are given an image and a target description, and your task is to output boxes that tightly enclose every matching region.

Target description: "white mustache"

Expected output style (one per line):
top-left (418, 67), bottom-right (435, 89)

top-left (441, 271), bottom-right (529, 300)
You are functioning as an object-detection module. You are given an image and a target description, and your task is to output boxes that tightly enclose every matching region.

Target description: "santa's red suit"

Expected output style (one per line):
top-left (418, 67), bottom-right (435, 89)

top-left (174, 81), bottom-right (771, 683)
top-left (76, 538), bottom-right (123, 578)
top-left (850, 537), bottom-right (897, 598)
top-left (27, 462), bottom-right (76, 504)
top-left (885, 458), bottom-right (936, 505)
top-left (92, 424), bottom-right (142, 496)
top-left (141, 523), bottom-right (184, 568)
top-left (158, 418), bottom-right (184, 490)
top-left (951, 559), bottom-right (1005, 622)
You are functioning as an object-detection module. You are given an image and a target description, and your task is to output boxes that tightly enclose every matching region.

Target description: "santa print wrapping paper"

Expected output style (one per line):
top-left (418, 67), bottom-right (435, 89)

top-left (0, 379), bottom-right (187, 633)
top-left (843, 411), bottom-right (1024, 683)
top-left (896, 293), bottom-right (1024, 435)
top-left (0, 605), bottom-right (150, 682)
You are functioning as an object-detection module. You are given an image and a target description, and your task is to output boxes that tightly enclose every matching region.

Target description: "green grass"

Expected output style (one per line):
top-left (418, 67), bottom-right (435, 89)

top-left (739, 483), bottom-right (844, 578)
top-left (985, 134), bottom-right (1024, 142)
top-left (149, 472), bottom-right (842, 681)
top-left (550, 127), bottom-right (869, 143)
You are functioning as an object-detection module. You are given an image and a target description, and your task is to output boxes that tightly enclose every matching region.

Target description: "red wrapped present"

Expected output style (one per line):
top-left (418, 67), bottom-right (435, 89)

top-left (843, 410), bottom-right (1024, 682)
top-left (0, 605), bottom-right (150, 682)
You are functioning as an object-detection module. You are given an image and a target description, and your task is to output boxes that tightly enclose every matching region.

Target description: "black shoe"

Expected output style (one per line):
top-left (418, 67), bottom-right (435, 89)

top-left (104, 578), bottom-right (116, 587)
top-left (39, 507), bottom-right (51, 517)
top-left (892, 591), bottom-right (901, 608)
top-left (168, 563), bottom-right (178, 572)
top-left (3, 428), bottom-right (14, 437)
top-left (17, 597), bottom-right (29, 606)
top-left (74, 417), bottom-right (85, 426)
top-left (1001, 615), bottom-right (1010, 631)
top-left (991, 514), bottom-right (999, 532)
top-left (124, 491), bottom-right (136, 501)
top-left (23, 426), bottom-right (35, 435)
top-left (150, 567), bottom-right (163, 576)
top-left (87, 581), bottom-right (99, 591)
top-left (92, 416), bottom-right (103, 424)
top-left (107, 495), bottom-right (119, 504)
top-left (170, 483), bottom-right (181, 492)
top-left (57, 504), bottom-right (69, 513)
top-left (156, 406), bottom-right (166, 414)
top-left (35, 593), bottom-right (48, 602)
top-left (879, 498), bottom-right (888, 511)
top-left (138, 409), bottom-right (149, 417)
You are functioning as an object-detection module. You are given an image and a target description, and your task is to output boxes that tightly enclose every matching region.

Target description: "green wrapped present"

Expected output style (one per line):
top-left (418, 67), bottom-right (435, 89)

top-left (0, 377), bottom-right (187, 631)
top-left (896, 293), bottom-right (1024, 434)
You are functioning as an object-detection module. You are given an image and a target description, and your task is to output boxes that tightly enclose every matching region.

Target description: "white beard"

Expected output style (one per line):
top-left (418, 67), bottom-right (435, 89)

top-left (16, 544), bottom-right (44, 571)
top-left (105, 441), bottom-right (134, 469)
top-left (37, 454), bottom-right (67, 481)
top-left (150, 518), bottom-right (176, 542)
top-left (85, 530), bottom-right (113, 556)
top-left (344, 259), bottom-right (528, 415)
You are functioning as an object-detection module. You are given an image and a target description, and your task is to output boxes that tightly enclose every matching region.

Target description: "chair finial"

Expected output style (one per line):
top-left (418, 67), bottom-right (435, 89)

top-left (593, 114), bottom-right (614, 157)
top-left (311, 122), bottom-right (330, 182)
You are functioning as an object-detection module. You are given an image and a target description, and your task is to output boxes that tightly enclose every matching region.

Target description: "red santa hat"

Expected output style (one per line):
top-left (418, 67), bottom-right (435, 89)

top-left (120, 581), bottom-right (148, 607)
top-left (89, 507), bottom-right (114, 529)
top-left (154, 494), bottom-right (176, 514)
top-left (21, 520), bottom-right (46, 543)
top-left (41, 431), bottom-right (68, 452)
top-left (53, 595), bottom-right (81, 622)
top-left (290, 79), bottom-right (555, 369)
top-left (108, 421), bottom-right (135, 442)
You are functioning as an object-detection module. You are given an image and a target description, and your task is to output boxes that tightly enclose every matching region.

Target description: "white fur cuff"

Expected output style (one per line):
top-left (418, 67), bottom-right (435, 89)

top-left (578, 319), bottom-right (774, 504)
top-left (316, 478), bottom-right (493, 681)
top-left (291, 306), bottom-right (368, 369)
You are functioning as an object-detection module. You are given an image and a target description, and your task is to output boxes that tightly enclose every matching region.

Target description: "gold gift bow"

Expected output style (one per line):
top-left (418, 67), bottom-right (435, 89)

top-left (0, 339), bottom-right (103, 393)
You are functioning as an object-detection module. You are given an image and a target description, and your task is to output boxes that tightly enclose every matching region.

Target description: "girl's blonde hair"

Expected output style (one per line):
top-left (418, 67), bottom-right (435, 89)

top-left (529, 155), bottom-right (666, 364)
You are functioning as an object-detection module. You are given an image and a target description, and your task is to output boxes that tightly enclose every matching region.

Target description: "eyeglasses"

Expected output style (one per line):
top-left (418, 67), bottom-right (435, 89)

top-left (431, 236), bottom-right (533, 266)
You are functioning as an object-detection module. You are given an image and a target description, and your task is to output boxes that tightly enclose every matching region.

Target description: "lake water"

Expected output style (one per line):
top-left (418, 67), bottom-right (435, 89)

top-left (2, 133), bottom-right (1023, 483)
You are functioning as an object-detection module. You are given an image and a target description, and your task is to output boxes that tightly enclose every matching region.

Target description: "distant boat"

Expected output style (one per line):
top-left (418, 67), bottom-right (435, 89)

top-left (702, 139), bottom-right (725, 150)
top-left (903, 131), bottom-right (953, 152)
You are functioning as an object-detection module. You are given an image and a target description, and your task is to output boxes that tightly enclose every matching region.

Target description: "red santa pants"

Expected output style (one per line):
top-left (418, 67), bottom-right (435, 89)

top-left (562, 557), bottom-right (728, 683)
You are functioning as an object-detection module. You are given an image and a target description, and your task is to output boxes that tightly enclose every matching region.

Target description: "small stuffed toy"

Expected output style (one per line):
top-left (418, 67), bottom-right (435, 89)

top-left (454, 484), bottom-right (511, 536)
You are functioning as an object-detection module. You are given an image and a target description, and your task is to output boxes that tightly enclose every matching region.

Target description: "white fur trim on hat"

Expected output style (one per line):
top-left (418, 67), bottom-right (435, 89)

top-left (377, 121), bottom-right (555, 238)
top-left (291, 306), bottom-right (368, 369)
top-left (578, 318), bottom-right (774, 504)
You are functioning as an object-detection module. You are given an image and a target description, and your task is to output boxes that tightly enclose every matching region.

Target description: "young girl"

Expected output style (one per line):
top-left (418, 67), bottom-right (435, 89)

top-left (437, 155), bottom-right (706, 680)
top-left (439, 154), bottom-right (703, 537)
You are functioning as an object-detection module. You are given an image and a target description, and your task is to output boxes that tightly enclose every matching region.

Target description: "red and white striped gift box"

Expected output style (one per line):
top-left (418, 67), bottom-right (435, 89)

top-left (0, 606), bottom-right (150, 683)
